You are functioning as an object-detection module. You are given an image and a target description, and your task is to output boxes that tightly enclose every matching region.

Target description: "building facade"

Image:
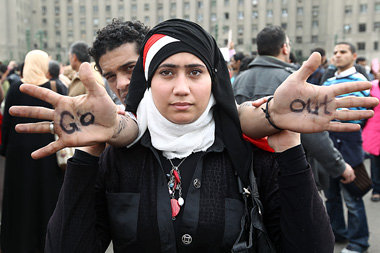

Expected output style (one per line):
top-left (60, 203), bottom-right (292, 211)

top-left (1, 0), bottom-right (380, 64)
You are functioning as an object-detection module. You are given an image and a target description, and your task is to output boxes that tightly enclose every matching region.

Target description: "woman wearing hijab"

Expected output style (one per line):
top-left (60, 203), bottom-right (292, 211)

top-left (0, 50), bottom-right (66, 252)
top-left (9, 20), bottom-right (378, 252)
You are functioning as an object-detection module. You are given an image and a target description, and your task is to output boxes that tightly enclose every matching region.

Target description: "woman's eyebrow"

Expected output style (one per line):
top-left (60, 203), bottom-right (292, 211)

top-left (157, 63), bottom-right (206, 68)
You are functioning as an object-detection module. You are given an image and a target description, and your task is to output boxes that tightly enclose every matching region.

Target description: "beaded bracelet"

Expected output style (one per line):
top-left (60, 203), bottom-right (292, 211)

top-left (261, 96), bottom-right (283, 131)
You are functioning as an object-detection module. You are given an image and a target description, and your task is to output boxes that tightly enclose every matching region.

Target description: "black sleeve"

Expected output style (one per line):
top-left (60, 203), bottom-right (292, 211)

top-left (277, 145), bottom-right (334, 253)
top-left (45, 150), bottom-right (111, 253)
top-left (0, 82), bottom-right (19, 155)
top-left (253, 145), bottom-right (334, 253)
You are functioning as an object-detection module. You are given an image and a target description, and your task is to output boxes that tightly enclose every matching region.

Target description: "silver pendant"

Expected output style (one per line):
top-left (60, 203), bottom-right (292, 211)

top-left (178, 197), bottom-right (184, 206)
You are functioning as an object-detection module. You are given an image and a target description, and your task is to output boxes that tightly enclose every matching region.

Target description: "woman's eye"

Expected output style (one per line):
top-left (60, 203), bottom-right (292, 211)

top-left (189, 70), bottom-right (202, 76)
top-left (160, 70), bottom-right (173, 76)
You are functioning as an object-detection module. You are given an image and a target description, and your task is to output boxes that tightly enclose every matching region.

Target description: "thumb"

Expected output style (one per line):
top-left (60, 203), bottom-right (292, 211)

top-left (294, 52), bottom-right (321, 82)
top-left (78, 62), bottom-right (103, 95)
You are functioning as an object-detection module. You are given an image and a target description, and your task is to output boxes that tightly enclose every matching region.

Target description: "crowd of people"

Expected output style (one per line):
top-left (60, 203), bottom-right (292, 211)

top-left (0, 18), bottom-right (378, 253)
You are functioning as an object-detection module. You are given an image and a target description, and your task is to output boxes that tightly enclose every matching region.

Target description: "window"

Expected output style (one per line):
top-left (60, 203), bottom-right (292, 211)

top-left (296, 21), bottom-right (303, 30)
top-left (281, 23), bottom-right (287, 29)
top-left (239, 0), bottom-right (244, 5)
top-left (170, 3), bottom-right (176, 10)
top-left (359, 23), bottom-right (366, 32)
top-left (360, 4), bottom-right (367, 13)
top-left (197, 13), bottom-right (203, 22)
top-left (267, 10), bottom-right (273, 18)
top-left (251, 24), bottom-right (258, 32)
top-left (374, 41), bottom-right (379, 50)
top-left (131, 4), bottom-right (137, 12)
top-left (238, 11), bottom-right (244, 20)
top-left (93, 18), bottom-right (99, 26)
top-left (343, 24), bottom-right (352, 34)
top-left (252, 0), bottom-right (258, 5)
top-left (237, 38), bottom-right (243, 45)
top-left (211, 0), bottom-right (216, 8)
top-left (296, 36), bottom-right (302, 43)
top-left (68, 18), bottom-right (73, 27)
top-left (252, 38), bottom-right (257, 44)
top-left (158, 3), bottom-right (164, 10)
top-left (198, 1), bottom-right (204, 8)
top-left (223, 25), bottom-right (229, 33)
top-left (144, 3), bottom-right (149, 11)
top-left (344, 5), bottom-right (352, 15)
top-left (297, 7), bottom-right (303, 15)
top-left (42, 18), bottom-right (47, 25)
top-left (282, 9), bottom-right (288, 17)
top-left (312, 20), bottom-right (319, 28)
top-left (282, 0), bottom-right (287, 4)
top-left (106, 5), bottom-right (111, 12)
top-left (144, 16), bottom-right (150, 23)
top-left (311, 36), bottom-right (318, 43)
top-left (106, 17), bottom-right (112, 24)
top-left (312, 6), bottom-right (319, 16)
top-left (357, 42), bottom-right (365, 50)
top-left (81, 30), bottom-right (86, 39)
top-left (93, 5), bottom-right (99, 14)
top-left (238, 25), bottom-right (244, 35)
top-left (211, 13), bottom-right (217, 21)
top-left (55, 6), bottom-right (60, 15)
top-left (224, 0), bottom-right (229, 6)
top-left (67, 6), bottom-right (72, 15)
top-left (224, 12), bottom-right (229, 20)
top-left (118, 4), bottom-right (124, 13)
top-left (158, 16), bottom-right (164, 22)
top-left (55, 19), bottom-right (60, 27)
top-left (252, 11), bottom-right (258, 19)
top-left (295, 50), bottom-right (303, 59)
top-left (80, 18), bottom-right (86, 26)
top-left (42, 6), bottom-right (47, 15)
top-left (374, 22), bottom-right (380, 31)
top-left (80, 7), bottom-right (87, 15)
top-left (55, 30), bottom-right (61, 36)
top-left (184, 15), bottom-right (190, 20)
top-left (376, 3), bottom-right (380, 12)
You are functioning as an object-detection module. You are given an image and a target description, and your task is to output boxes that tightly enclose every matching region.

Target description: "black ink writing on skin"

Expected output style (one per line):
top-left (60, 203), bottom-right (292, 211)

top-left (60, 111), bottom-right (96, 134)
top-left (60, 111), bottom-right (79, 134)
top-left (290, 95), bottom-right (332, 115)
top-left (80, 112), bottom-right (95, 126)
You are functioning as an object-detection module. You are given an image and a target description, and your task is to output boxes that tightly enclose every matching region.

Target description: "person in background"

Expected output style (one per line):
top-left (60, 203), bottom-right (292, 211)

top-left (0, 50), bottom-right (66, 253)
top-left (307, 47), bottom-right (327, 85)
top-left (323, 42), bottom-right (370, 253)
top-left (362, 64), bottom-right (380, 202)
top-left (47, 60), bottom-right (68, 95)
top-left (356, 57), bottom-right (374, 81)
top-left (229, 52), bottom-right (245, 84)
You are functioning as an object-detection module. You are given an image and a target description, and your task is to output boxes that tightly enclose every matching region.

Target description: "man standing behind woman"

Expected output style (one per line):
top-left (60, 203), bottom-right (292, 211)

top-left (0, 50), bottom-right (66, 252)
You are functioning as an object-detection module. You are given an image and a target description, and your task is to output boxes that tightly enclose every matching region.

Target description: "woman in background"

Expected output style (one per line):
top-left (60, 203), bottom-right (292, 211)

top-left (0, 50), bottom-right (66, 252)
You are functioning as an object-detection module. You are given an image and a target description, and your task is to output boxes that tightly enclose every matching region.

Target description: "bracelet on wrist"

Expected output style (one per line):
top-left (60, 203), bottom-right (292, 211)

top-left (261, 96), bottom-right (283, 131)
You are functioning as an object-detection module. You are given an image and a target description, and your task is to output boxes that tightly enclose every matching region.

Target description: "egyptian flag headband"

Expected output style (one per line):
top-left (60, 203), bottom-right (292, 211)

top-left (125, 19), bottom-right (253, 185)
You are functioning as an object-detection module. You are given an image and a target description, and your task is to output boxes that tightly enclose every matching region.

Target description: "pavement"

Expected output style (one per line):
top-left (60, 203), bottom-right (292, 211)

top-left (0, 156), bottom-right (378, 252)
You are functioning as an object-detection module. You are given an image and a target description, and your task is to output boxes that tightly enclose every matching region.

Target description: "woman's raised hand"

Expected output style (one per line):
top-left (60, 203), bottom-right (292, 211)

top-left (270, 52), bottom-right (379, 133)
top-left (9, 63), bottom-right (120, 159)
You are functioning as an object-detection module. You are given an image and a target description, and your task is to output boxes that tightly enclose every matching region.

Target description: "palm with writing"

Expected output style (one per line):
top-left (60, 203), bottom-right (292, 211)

top-left (270, 52), bottom-right (378, 133)
top-left (10, 63), bottom-right (120, 159)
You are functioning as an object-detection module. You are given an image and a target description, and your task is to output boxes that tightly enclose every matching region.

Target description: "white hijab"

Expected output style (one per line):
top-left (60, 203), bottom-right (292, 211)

top-left (130, 89), bottom-right (216, 159)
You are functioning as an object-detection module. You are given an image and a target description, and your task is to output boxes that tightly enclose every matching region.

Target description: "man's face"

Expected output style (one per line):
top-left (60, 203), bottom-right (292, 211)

top-left (333, 44), bottom-right (356, 72)
top-left (99, 43), bottom-right (139, 104)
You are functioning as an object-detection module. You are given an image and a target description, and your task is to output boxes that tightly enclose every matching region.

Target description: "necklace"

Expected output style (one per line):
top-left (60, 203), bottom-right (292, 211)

top-left (167, 156), bottom-right (187, 220)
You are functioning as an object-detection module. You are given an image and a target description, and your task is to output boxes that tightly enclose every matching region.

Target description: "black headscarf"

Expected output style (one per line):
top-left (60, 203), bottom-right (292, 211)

top-left (125, 19), bottom-right (252, 185)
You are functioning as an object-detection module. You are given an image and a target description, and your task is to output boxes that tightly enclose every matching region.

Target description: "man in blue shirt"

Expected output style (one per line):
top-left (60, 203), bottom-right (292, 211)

top-left (323, 42), bottom-right (370, 253)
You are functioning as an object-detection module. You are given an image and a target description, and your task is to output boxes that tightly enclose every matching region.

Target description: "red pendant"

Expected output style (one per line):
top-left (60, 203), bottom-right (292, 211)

top-left (173, 170), bottom-right (180, 183)
top-left (171, 198), bottom-right (180, 218)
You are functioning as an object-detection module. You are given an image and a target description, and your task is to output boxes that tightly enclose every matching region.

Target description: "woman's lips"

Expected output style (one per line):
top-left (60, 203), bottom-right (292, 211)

top-left (171, 102), bottom-right (192, 110)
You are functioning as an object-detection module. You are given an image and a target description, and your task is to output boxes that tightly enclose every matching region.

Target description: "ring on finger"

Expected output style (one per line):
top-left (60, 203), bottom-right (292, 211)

top-left (49, 121), bottom-right (55, 134)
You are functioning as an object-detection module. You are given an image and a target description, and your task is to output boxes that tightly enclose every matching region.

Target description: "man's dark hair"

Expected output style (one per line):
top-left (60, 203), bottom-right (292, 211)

top-left (257, 26), bottom-right (287, 56)
top-left (232, 52), bottom-right (245, 62)
top-left (311, 47), bottom-right (326, 57)
top-left (356, 56), bottom-right (366, 64)
top-left (48, 60), bottom-right (60, 79)
top-left (239, 56), bottom-right (254, 72)
top-left (336, 42), bottom-right (356, 53)
top-left (70, 41), bottom-right (91, 63)
top-left (89, 19), bottom-right (150, 74)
